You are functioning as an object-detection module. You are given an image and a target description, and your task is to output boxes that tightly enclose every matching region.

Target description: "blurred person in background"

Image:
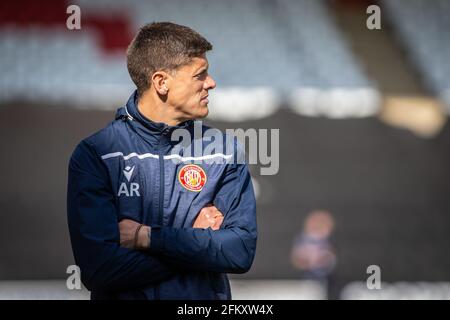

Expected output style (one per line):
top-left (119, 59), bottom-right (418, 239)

top-left (291, 210), bottom-right (337, 299)
top-left (67, 22), bottom-right (257, 300)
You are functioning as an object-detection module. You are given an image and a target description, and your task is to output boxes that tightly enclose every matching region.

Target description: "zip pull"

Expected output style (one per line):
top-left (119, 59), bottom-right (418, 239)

top-left (162, 127), bottom-right (171, 136)
top-left (124, 106), bottom-right (134, 121)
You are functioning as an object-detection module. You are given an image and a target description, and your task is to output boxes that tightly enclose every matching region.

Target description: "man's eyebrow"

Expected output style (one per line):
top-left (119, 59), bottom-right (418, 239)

top-left (195, 65), bottom-right (208, 74)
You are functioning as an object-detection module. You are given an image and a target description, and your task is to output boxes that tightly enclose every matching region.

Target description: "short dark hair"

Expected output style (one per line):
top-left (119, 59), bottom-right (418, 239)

top-left (126, 22), bottom-right (213, 97)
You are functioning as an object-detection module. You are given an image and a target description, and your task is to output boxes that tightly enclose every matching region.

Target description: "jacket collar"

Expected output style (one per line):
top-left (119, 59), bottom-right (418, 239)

top-left (116, 90), bottom-right (194, 139)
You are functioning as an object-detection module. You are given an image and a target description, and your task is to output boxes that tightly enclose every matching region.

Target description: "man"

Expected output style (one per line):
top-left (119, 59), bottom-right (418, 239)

top-left (67, 22), bottom-right (257, 300)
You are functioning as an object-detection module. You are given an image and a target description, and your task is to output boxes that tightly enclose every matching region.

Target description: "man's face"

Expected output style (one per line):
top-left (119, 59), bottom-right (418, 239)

top-left (166, 55), bottom-right (216, 120)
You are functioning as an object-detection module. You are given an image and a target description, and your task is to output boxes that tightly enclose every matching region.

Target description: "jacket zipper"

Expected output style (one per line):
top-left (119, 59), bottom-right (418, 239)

top-left (155, 134), bottom-right (166, 300)
top-left (158, 147), bottom-right (165, 226)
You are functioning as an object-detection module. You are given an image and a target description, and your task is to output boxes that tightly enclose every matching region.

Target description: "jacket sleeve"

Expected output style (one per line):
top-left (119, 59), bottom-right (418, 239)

top-left (67, 140), bottom-right (174, 292)
top-left (149, 149), bottom-right (258, 274)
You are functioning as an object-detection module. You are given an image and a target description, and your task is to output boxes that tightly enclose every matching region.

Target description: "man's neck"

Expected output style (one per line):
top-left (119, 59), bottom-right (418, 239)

top-left (137, 91), bottom-right (185, 127)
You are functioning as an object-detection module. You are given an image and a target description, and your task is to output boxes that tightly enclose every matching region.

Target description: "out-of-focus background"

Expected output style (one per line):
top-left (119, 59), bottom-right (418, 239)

top-left (1, 0), bottom-right (450, 300)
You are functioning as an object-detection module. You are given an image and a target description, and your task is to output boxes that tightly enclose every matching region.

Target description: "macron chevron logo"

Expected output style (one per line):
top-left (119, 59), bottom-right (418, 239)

top-left (123, 166), bottom-right (135, 182)
top-left (118, 165), bottom-right (140, 197)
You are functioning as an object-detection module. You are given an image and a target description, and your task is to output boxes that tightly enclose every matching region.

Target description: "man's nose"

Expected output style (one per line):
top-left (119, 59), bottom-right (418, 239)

top-left (205, 75), bottom-right (216, 90)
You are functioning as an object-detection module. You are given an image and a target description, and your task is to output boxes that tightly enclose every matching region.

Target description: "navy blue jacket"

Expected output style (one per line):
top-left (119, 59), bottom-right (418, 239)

top-left (67, 91), bottom-right (257, 299)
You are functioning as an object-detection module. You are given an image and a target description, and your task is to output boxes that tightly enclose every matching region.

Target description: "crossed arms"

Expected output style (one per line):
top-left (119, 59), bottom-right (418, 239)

top-left (67, 141), bottom-right (257, 292)
top-left (119, 204), bottom-right (224, 250)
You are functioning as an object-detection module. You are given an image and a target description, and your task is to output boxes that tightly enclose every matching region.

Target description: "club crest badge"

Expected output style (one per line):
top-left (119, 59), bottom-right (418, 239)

top-left (178, 164), bottom-right (207, 192)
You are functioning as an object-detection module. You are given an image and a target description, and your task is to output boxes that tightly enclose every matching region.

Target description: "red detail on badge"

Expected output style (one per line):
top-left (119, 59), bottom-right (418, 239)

top-left (178, 164), bottom-right (207, 192)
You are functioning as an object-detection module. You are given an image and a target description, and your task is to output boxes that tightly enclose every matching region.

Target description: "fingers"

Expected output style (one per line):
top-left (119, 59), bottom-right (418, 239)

top-left (200, 207), bottom-right (223, 222)
top-left (211, 215), bottom-right (224, 231)
top-left (200, 205), bottom-right (223, 217)
top-left (193, 205), bottom-right (224, 230)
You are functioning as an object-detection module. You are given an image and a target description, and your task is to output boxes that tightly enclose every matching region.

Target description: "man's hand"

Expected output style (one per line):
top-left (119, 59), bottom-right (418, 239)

top-left (193, 204), bottom-right (224, 230)
top-left (119, 219), bottom-right (150, 250)
top-left (119, 205), bottom-right (223, 250)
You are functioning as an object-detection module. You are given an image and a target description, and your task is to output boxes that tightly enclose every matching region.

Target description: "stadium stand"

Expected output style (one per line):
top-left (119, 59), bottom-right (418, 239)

top-left (382, 0), bottom-right (450, 113)
top-left (0, 0), bottom-right (380, 120)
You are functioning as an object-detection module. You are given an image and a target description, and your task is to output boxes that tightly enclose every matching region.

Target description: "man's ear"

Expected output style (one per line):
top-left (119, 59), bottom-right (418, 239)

top-left (151, 71), bottom-right (170, 95)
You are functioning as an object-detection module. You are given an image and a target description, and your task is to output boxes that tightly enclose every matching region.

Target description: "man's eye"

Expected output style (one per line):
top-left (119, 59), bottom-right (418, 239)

top-left (196, 71), bottom-right (207, 79)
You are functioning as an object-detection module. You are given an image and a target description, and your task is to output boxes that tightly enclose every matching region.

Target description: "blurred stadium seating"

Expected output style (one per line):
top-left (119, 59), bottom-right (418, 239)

top-left (382, 0), bottom-right (450, 113)
top-left (0, 0), bottom-right (381, 120)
